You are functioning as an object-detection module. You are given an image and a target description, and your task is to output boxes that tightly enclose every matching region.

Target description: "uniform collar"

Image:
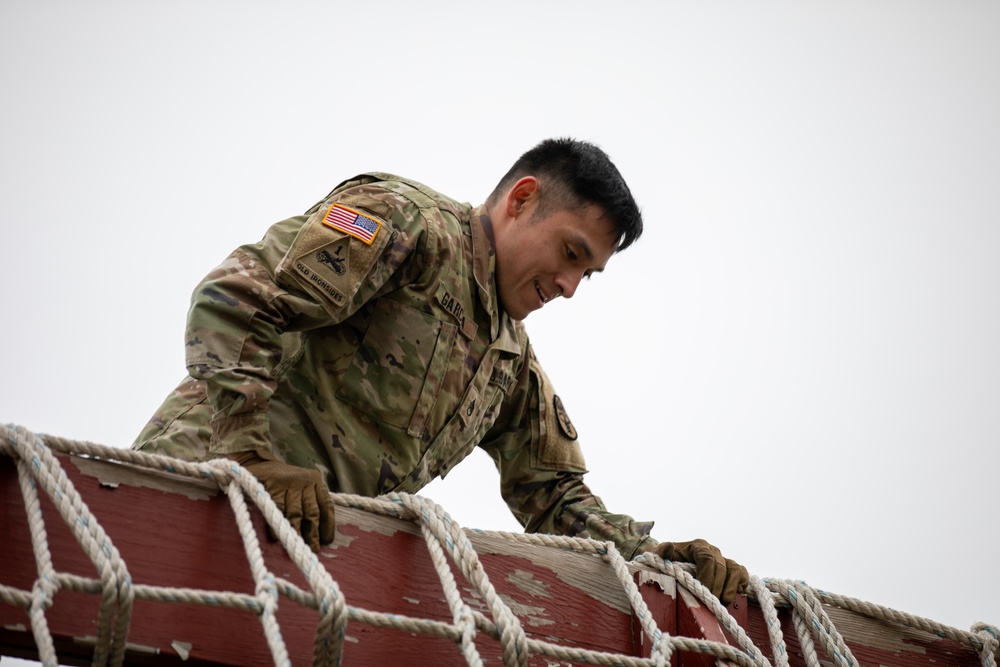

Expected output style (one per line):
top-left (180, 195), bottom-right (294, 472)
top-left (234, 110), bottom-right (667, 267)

top-left (469, 204), bottom-right (521, 351)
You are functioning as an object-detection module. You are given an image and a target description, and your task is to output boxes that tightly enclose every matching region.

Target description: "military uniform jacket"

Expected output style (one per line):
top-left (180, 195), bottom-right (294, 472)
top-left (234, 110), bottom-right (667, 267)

top-left (135, 173), bottom-right (657, 558)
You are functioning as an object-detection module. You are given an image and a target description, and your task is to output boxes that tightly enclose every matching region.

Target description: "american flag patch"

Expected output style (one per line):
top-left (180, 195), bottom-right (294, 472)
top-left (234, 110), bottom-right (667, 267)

top-left (322, 204), bottom-right (382, 245)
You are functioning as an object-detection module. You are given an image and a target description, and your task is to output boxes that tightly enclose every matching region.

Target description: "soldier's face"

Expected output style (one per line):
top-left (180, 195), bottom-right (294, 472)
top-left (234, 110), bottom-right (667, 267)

top-left (494, 202), bottom-right (618, 321)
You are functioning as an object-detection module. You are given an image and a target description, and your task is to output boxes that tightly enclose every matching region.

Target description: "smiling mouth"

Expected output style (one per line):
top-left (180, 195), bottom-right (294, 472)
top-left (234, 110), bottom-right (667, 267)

top-left (535, 281), bottom-right (552, 305)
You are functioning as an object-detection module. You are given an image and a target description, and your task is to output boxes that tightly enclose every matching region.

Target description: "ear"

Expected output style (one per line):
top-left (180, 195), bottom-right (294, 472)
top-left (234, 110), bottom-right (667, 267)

top-left (505, 176), bottom-right (539, 218)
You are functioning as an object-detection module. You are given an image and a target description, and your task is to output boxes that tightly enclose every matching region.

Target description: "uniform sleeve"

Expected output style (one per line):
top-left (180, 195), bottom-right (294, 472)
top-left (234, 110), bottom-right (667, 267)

top-left (478, 346), bottom-right (659, 559)
top-left (184, 182), bottom-right (429, 456)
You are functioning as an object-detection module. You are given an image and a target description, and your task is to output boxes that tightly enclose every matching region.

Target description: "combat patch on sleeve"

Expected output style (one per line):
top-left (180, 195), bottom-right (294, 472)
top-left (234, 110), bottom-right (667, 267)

top-left (531, 357), bottom-right (587, 473)
top-left (276, 195), bottom-right (393, 313)
top-left (291, 244), bottom-right (351, 305)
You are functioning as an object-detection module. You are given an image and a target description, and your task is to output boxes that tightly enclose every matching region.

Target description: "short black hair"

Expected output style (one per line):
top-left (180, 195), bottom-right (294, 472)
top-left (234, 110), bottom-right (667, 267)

top-left (488, 138), bottom-right (643, 252)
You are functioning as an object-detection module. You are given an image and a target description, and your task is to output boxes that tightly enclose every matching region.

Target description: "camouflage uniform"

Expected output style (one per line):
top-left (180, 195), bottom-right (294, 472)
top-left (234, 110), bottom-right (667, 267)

top-left (134, 173), bottom-right (657, 558)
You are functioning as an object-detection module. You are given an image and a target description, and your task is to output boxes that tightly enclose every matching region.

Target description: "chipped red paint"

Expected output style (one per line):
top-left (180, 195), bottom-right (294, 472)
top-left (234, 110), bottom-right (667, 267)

top-left (743, 602), bottom-right (981, 667)
top-left (0, 455), bottom-right (985, 667)
top-left (0, 455), bottom-right (642, 666)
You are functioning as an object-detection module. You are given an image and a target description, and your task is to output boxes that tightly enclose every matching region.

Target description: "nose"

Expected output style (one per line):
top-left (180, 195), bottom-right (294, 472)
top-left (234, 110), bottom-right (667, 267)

top-left (554, 272), bottom-right (584, 300)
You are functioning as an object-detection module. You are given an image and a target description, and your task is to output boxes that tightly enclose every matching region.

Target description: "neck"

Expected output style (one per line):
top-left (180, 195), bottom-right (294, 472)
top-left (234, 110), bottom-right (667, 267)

top-left (479, 208), bottom-right (497, 251)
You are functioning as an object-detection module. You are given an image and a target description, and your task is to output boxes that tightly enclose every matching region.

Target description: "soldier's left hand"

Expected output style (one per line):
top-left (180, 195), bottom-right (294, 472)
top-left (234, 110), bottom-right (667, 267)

top-left (652, 539), bottom-right (749, 605)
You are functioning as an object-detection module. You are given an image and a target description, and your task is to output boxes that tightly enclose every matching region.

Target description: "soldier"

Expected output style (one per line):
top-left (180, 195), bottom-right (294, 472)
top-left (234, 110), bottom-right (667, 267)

top-left (134, 138), bottom-right (748, 604)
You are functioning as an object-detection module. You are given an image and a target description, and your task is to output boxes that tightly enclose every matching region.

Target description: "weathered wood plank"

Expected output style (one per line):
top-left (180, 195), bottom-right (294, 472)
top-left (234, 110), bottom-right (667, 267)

top-left (676, 586), bottom-right (746, 667)
top-left (631, 570), bottom-right (678, 663)
top-left (1, 452), bottom-right (987, 667)
top-left (743, 596), bottom-right (981, 667)
top-left (0, 454), bottom-right (645, 666)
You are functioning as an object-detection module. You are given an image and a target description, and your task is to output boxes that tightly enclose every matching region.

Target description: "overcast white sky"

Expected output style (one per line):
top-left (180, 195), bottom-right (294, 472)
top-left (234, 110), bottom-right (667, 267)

top-left (2, 2), bottom-right (998, 662)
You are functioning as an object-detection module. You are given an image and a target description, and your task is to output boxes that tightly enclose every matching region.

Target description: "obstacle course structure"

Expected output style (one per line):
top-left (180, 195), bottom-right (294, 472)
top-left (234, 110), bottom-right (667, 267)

top-left (1, 424), bottom-right (996, 667)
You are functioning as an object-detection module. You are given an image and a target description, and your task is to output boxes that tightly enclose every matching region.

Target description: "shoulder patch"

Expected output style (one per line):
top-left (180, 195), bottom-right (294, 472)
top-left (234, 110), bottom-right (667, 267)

top-left (530, 357), bottom-right (587, 473)
top-left (292, 246), bottom-right (349, 306)
top-left (322, 203), bottom-right (382, 245)
top-left (276, 199), bottom-right (393, 314)
top-left (552, 395), bottom-right (578, 440)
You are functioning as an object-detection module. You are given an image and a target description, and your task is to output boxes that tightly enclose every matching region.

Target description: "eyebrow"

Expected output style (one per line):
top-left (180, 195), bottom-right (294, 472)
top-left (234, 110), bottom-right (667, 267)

top-left (570, 233), bottom-right (606, 273)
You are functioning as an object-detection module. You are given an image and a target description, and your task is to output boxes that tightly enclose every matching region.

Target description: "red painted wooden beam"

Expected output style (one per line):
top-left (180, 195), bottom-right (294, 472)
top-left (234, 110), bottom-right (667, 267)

top-left (0, 454), bottom-right (652, 666)
top-left (0, 451), bottom-right (986, 667)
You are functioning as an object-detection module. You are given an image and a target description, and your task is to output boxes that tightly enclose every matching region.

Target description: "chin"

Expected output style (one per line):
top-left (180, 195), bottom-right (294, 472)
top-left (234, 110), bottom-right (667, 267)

top-left (505, 305), bottom-right (531, 322)
top-left (497, 294), bottom-right (527, 321)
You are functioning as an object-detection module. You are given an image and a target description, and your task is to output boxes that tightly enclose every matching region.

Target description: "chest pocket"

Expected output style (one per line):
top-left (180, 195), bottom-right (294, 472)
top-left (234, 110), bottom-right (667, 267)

top-left (432, 354), bottom-right (518, 478)
top-left (338, 297), bottom-right (457, 432)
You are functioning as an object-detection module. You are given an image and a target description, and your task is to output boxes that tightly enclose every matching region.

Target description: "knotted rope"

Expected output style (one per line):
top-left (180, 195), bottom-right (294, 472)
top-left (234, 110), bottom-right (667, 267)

top-left (1, 425), bottom-right (343, 667)
top-left (1, 424), bottom-right (995, 667)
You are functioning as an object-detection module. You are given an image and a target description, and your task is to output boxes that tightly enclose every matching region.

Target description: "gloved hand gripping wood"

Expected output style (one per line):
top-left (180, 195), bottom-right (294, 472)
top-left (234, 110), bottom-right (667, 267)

top-left (228, 448), bottom-right (336, 552)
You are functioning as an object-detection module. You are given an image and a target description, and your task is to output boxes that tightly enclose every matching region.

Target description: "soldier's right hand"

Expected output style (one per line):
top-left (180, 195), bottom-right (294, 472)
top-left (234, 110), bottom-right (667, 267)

top-left (227, 448), bottom-right (336, 552)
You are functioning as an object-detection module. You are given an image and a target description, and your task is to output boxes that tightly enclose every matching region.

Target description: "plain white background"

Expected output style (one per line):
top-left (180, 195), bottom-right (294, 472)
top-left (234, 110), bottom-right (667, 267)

top-left (2, 2), bottom-right (998, 664)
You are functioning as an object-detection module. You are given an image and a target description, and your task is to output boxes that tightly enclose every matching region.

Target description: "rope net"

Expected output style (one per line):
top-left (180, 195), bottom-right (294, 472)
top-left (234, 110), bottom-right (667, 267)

top-left (1, 423), bottom-right (996, 667)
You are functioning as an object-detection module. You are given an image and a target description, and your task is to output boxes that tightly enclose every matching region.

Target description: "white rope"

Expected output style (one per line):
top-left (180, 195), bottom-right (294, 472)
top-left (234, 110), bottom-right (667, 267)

top-left (973, 623), bottom-right (998, 667)
top-left (1, 426), bottom-right (346, 667)
top-left (2, 424), bottom-right (133, 667)
top-left (633, 553), bottom-right (772, 667)
top-left (16, 449), bottom-right (58, 667)
top-left (2, 424), bottom-right (996, 667)
top-left (790, 609), bottom-right (821, 667)
top-left (415, 501), bottom-right (484, 667)
top-left (766, 579), bottom-right (857, 667)
top-left (747, 576), bottom-right (789, 667)
top-left (222, 472), bottom-right (291, 667)
top-left (807, 586), bottom-right (998, 663)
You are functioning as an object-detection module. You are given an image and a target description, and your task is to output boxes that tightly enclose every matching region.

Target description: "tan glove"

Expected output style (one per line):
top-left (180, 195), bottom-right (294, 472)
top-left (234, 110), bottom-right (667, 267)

top-left (653, 539), bottom-right (749, 605)
top-left (228, 448), bottom-right (336, 553)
